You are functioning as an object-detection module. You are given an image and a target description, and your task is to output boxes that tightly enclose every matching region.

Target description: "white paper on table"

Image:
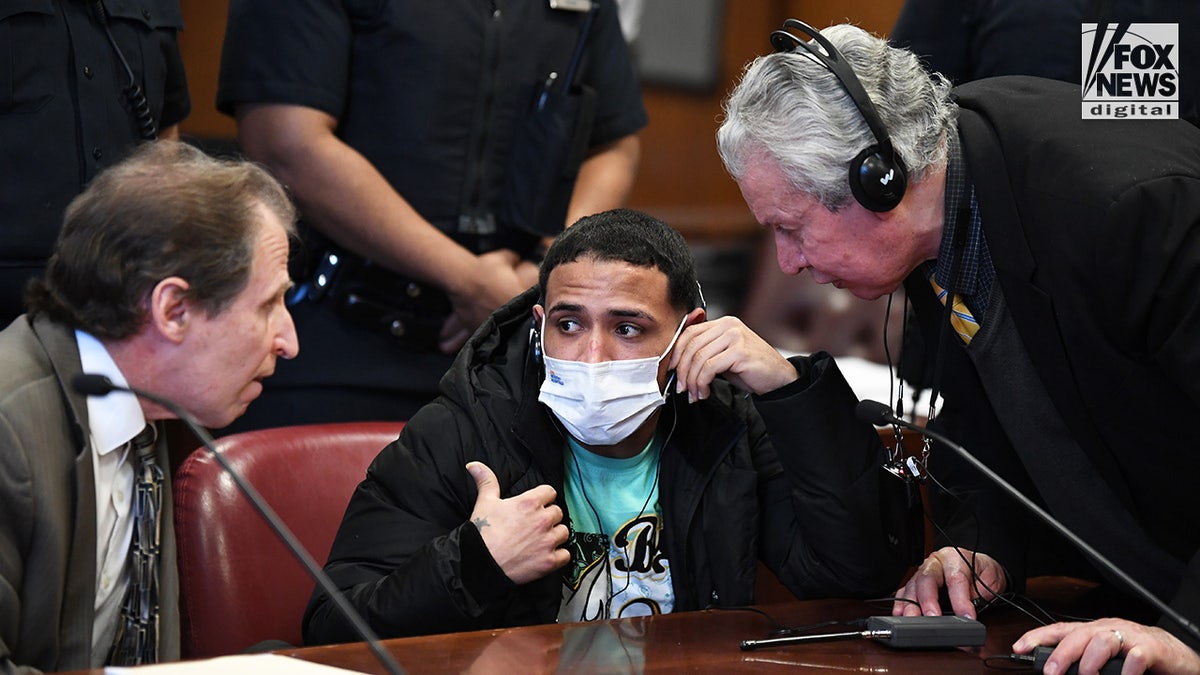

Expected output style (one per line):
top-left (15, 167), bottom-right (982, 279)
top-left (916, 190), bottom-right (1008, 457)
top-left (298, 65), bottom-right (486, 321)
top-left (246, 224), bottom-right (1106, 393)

top-left (106, 653), bottom-right (365, 674)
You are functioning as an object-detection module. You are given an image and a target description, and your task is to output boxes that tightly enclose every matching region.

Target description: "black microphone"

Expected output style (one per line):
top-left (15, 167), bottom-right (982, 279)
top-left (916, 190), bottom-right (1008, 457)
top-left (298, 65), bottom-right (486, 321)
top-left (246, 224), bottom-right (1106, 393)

top-left (856, 399), bottom-right (1200, 646)
top-left (855, 399), bottom-right (895, 427)
top-left (72, 373), bottom-right (406, 675)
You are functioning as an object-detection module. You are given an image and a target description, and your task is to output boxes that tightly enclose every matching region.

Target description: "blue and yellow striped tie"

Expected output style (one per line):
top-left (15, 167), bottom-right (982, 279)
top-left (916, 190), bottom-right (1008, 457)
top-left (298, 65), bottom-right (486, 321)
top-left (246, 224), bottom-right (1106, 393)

top-left (929, 273), bottom-right (979, 344)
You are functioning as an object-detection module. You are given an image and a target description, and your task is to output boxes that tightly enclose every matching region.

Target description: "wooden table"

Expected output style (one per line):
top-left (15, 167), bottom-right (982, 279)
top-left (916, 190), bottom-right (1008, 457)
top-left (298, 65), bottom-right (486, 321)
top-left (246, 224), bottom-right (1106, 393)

top-left (270, 577), bottom-right (1108, 674)
top-left (58, 577), bottom-right (1119, 673)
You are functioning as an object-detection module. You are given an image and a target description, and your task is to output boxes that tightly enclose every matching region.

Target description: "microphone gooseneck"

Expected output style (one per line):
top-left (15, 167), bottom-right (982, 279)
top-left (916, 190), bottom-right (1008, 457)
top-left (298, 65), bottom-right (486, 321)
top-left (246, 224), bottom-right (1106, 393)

top-left (857, 399), bottom-right (1200, 645)
top-left (74, 373), bottom-right (407, 675)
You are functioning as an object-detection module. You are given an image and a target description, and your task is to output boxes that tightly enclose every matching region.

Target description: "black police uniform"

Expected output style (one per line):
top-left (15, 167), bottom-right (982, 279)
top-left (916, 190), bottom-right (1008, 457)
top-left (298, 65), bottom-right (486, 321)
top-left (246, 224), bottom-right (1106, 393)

top-left (216, 0), bottom-right (647, 429)
top-left (0, 0), bottom-right (190, 325)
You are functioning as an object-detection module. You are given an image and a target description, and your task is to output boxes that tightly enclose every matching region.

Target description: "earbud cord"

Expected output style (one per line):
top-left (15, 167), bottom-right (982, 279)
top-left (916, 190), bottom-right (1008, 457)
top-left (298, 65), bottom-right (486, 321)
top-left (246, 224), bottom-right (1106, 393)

top-left (571, 401), bottom-right (674, 619)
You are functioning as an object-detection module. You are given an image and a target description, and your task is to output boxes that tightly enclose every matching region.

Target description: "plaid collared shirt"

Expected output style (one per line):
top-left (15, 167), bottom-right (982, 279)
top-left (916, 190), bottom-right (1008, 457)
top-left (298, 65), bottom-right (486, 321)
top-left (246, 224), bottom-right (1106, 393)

top-left (926, 131), bottom-right (996, 320)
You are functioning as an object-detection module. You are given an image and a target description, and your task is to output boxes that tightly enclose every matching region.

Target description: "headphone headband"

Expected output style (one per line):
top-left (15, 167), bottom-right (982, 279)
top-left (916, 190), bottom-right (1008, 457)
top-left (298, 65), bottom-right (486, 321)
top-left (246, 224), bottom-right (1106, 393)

top-left (770, 19), bottom-right (906, 211)
top-left (770, 19), bottom-right (895, 161)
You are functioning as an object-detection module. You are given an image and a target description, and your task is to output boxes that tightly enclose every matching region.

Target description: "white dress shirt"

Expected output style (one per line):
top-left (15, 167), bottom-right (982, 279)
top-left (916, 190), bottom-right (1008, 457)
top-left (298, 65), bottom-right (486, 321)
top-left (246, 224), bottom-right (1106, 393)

top-left (76, 330), bottom-right (147, 666)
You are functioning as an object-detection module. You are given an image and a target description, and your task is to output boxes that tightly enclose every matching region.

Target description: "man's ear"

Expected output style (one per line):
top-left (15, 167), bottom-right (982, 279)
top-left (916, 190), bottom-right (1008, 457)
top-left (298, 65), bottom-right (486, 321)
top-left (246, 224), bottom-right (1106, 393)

top-left (148, 276), bottom-right (191, 344)
top-left (684, 306), bottom-right (706, 328)
top-left (532, 304), bottom-right (545, 326)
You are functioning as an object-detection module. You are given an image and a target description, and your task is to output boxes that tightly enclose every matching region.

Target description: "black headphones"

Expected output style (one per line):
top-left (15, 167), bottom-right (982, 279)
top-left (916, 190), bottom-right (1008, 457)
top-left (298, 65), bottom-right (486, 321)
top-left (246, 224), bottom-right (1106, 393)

top-left (770, 19), bottom-right (906, 212)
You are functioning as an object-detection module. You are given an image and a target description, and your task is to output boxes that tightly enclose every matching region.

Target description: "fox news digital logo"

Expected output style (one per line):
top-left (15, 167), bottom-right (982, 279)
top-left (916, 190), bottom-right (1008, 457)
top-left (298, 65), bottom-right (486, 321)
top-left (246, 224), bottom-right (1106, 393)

top-left (1082, 23), bottom-right (1178, 120)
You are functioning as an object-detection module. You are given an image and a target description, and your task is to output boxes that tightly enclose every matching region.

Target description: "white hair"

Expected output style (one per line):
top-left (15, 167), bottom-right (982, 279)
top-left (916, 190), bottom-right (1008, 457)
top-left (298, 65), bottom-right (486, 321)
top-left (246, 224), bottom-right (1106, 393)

top-left (718, 24), bottom-right (956, 211)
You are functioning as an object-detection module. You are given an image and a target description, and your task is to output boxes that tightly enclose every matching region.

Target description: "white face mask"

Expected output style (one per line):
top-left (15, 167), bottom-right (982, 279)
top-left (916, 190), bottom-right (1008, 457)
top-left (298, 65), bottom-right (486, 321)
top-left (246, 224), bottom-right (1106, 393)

top-left (537, 314), bottom-right (687, 446)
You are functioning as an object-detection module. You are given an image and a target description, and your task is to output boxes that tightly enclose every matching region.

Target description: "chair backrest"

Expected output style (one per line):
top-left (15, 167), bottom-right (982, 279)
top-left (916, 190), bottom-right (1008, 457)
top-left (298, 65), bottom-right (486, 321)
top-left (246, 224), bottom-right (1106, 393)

top-left (172, 421), bottom-right (405, 658)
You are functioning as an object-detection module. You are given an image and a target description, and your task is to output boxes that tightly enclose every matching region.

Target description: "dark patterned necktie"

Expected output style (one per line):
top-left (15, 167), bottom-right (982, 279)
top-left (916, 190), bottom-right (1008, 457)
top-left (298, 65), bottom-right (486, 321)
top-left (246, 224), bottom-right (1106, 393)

top-left (108, 423), bottom-right (162, 666)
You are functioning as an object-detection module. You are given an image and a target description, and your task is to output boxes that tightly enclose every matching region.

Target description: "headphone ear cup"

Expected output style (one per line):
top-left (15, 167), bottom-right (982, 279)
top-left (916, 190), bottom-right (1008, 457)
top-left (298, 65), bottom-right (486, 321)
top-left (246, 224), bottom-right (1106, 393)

top-left (849, 146), bottom-right (907, 212)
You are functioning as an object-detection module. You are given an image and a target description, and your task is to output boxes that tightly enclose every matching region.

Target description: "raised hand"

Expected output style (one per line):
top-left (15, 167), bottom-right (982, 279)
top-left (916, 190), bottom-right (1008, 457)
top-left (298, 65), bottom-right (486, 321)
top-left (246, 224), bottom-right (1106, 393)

top-left (669, 315), bottom-right (798, 401)
top-left (466, 461), bottom-right (571, 585)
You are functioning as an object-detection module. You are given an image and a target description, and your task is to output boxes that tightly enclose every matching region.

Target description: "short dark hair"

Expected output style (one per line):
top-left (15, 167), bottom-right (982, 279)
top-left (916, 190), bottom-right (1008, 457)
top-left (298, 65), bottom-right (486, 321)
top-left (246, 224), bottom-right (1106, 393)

top-left (25, 141), bottom-right (296, 339)
top-left (538, 208), bottom-right (700, 313)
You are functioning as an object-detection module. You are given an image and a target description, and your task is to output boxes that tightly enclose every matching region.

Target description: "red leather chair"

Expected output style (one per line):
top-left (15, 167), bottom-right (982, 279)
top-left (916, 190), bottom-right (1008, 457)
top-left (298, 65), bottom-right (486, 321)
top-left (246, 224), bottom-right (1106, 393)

top-left (173, 421), bottom-right (405, 658)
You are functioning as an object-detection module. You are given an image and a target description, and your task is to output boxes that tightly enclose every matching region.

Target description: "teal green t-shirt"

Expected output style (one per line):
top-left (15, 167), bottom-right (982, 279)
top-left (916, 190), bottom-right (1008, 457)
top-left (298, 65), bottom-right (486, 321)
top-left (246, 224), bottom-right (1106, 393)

top-left (558, 434), bottom-right (674, 622)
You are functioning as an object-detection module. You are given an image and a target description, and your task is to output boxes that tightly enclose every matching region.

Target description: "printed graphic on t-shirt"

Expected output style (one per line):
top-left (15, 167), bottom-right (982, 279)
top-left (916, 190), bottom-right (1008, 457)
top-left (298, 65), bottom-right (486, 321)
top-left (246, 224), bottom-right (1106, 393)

top-left (558, 513), bottom-right (673, 622)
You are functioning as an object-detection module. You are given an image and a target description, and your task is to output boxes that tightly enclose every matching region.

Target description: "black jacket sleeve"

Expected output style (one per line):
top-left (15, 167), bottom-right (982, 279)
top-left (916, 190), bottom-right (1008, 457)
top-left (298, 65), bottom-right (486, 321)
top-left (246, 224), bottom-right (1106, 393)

top-left (301, 401), bottom-right (518, 644)
top-left (750, 352), bottom-right (916, 598)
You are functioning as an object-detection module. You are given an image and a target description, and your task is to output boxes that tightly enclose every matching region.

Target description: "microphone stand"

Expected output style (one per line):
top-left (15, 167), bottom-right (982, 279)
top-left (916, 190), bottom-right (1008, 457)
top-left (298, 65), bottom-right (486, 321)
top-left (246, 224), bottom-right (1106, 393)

top-left (74, 374), bottom-right (406, 675)
top-left (856, 400), bottom-right (1200, 645)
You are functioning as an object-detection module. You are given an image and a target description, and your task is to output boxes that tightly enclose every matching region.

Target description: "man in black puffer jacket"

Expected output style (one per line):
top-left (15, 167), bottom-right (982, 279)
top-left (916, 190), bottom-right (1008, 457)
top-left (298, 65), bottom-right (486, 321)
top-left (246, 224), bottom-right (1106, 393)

top-left (304, 209), bottom-right (913, 643)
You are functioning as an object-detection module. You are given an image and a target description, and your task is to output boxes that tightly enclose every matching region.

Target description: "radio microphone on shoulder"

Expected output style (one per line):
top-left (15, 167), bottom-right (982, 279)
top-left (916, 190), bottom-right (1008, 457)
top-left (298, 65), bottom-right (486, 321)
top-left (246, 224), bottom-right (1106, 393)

top-left (72, 373), bottom-right (407, 675)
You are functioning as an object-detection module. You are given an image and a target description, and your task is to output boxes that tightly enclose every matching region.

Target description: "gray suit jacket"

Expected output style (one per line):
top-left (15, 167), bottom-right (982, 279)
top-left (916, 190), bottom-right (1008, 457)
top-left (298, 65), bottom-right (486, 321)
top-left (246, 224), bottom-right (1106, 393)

top-left (0, 314), bottom-right (179, 674)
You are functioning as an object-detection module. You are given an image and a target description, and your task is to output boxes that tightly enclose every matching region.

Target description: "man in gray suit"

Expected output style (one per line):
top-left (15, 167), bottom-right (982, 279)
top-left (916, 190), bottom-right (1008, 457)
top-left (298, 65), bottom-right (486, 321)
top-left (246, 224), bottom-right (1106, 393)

top-left (0, 142), bottom-right (299, 673)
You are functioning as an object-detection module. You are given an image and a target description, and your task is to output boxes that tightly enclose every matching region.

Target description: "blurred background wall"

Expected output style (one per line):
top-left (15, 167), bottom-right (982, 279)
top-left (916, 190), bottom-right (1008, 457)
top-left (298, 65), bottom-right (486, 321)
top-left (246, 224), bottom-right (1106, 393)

top-left (176, 0), bottom-right (906, 363)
